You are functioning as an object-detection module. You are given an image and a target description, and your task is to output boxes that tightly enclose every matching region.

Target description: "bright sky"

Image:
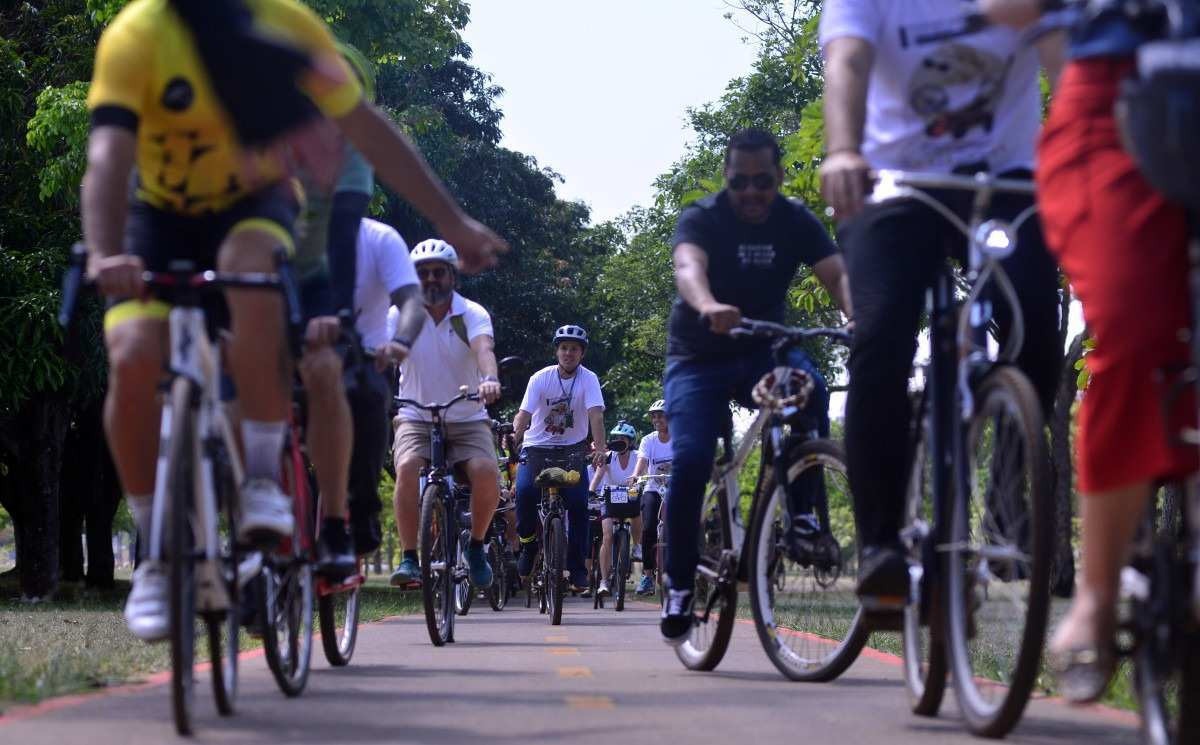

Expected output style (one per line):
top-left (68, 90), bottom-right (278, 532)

top-left (461, 0), bottom-right (761, 224)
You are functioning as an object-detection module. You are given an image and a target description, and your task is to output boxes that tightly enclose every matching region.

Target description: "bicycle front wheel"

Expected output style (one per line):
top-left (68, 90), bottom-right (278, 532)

top-left (614, 528), bottom-right (630, 612)
top-left (420, 483), bottom-right (453, 645)
top-left (902, 426), bottom-right (947, 716)
top-left (675, 488), bottom-right (736, 671)
top-left (946, 366), bottom-right (1053, 737)
top-left (487, 538), bottom-right (508, 611)
top-left (547, 515), bottom-right (566, 625)
top-left (163, 377), bottom-right (198, 736)
top-left (748, 439), bottom-right (866, 681)
top-left (455, 530), bottom-right (473, 617)
top-left (318, 573), bottom-right (360, 666)
top-left (260, 560), bottom-right (315, 697)
top-left (209, 439), bottom-right (240, 716)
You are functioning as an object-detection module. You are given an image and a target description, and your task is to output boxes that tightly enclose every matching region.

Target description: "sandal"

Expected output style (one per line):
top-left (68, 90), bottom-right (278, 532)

top-left (1048, 643), bottom-right (1116, 704)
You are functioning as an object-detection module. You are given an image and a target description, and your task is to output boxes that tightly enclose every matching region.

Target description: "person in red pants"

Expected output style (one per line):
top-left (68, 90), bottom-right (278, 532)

top-left (984, 0), bottom-right (1194, 702)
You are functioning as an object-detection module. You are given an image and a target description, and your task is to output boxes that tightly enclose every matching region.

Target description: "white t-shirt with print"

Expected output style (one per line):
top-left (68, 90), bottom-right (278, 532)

top-left (819, 0), bottom-right (1041, 173)
top-left (519, 365), bottom-right (605, 448)
top-left (389, 292), bottom-right (494, 424)
top-left (637, 433), bottom-right (673, 495)
top-left (355, 218), bottom-right (418, 350)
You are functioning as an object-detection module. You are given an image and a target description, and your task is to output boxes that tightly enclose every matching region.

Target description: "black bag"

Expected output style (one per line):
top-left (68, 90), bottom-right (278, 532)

top-left (1116, 1), bottom-right (1200, 210)
top-left (603, 485), bottom-right (641, 520)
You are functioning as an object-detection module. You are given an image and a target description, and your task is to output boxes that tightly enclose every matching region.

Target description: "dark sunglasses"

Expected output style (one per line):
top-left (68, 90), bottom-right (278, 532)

top-left (417, 266), bottom-right (451, 280)
top-left (728, 173), bottom-right (777, 192)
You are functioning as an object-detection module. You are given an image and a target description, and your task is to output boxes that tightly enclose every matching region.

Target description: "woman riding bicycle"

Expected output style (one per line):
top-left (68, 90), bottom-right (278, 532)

top-left (589, 422), bottom-right (641, 598)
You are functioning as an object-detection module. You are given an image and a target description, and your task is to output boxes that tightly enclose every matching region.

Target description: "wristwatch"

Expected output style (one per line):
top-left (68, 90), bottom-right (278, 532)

top-left (480, 375), bottom-right (499, 383)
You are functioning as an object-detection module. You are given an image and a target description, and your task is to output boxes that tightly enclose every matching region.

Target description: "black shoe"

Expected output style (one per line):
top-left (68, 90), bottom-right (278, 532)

top-left (517, 544), bottom-right (538, 577)
top-left (350, 510), bottom-right (382, 557)
top-left (856, 544), bottom-right (909, 612)
top-left (316, 522), bottom-right (356, 582)
top-left (660, 584), bottom-right (694, 646)
top-left (787, 514), bottom-right (841, 570)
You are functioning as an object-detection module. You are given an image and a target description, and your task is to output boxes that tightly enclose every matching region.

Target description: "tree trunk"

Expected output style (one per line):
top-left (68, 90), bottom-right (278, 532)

top-left (1049, 330), bottom-right (1086, 598)
top-left (11, 394), bottom-right (71, 600)
top-left (386, 533), bottom-right (394, 574)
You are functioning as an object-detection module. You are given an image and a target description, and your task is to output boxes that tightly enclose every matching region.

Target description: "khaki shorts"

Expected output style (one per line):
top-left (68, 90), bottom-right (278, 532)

top-left (392, 418), bottom-right (496, 470)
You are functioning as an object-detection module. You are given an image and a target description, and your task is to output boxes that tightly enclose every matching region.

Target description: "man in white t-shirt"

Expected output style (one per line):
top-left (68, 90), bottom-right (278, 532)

top-left (513, 325), bottom-right (607, 590)
top-left (387, 239), bottom-right (503, 590)
top-left (819, 1), bottom-right (1065, 612)
top-left (629, 399), bottom-right (672, 596)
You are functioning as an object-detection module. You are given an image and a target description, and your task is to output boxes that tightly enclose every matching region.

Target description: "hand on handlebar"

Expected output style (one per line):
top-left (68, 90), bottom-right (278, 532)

top-left (304, 316), bottom-right (341, 348)
top-left (375, 340), bottom-right (410, 372)
top-left (591, 449), bottom-right (609, 469)
top-left (88, 254), bottom-right (145, 298)
top-left (478, 379), bottom-right (502, 405)
top-left (700, 302), bottom-right (743, 335)
top-left (820, 150), bottom-right (871, 221)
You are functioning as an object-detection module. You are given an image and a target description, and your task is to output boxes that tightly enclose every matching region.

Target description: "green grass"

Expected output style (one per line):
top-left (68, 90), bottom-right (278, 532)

top-left (0, 574), bottom-right (419, 710)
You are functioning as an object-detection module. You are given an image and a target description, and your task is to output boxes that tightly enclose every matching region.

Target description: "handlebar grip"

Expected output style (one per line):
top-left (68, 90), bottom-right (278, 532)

top-left (58, 243), bottom-right (88, 329)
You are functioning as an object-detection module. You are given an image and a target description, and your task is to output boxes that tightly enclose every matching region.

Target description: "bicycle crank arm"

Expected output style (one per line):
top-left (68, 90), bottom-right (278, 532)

top-left (196, 559), bottom-right (230, 613)
top-left (429, 561), bottom-right (447, 572)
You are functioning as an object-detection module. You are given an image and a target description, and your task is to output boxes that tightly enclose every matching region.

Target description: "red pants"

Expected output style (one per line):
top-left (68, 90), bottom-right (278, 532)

top-left (1037, 58), bottom-right (1195, 493)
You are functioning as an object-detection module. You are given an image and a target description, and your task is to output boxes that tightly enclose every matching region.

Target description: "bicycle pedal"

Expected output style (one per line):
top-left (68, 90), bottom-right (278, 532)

top-left (862, 607), bottom-right (904, 632)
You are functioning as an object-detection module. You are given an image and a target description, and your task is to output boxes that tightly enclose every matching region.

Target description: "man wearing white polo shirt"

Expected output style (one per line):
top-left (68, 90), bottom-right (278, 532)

top-left (387, 239), bottom-right (502, 589)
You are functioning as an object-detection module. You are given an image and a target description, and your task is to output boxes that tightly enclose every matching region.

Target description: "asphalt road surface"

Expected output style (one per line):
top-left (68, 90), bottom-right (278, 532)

top-left (0, 594), bottom-right (1138, 744)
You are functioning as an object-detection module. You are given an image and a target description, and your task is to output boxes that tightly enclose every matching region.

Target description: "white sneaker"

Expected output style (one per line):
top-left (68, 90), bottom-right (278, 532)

top-left (125, 561), bottom-right (169, 642)
top-left (597, 579), bottom-right (611, 598)
top-left (238, 478), bottom-right (293, 545)
top-left (632, 545), bottom-right (643, 561)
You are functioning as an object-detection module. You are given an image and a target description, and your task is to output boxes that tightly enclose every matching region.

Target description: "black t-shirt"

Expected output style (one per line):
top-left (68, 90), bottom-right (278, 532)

top-left (667, 191), bottom-right (837, 362)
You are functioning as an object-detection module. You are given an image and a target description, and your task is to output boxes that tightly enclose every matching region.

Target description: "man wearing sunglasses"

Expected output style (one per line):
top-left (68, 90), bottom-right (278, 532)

top-left (387, 239), bottom-right (503, 590)
top-left (820, 0), bottom-right (1065, 616)
top-left (660, 128), bottom-right (853, 645)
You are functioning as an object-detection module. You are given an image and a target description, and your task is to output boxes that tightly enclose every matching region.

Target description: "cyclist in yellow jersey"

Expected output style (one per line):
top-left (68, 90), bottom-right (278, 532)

top-left (82, 0), bottom-right (508, 642)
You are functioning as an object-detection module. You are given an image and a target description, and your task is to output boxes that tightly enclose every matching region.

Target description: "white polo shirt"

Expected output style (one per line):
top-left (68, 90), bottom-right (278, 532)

top-left (388, 292), bottom-right (494, 423)
top-left (637, 433), bottom-right (673, 495)
top-left (355, 219), bottom-right (418, 350)
top-left (519, 365), bottom-right (605, 448)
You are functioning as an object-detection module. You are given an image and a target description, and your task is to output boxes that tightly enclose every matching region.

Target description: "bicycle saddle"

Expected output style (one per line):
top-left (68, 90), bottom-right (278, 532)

top-left (535, 467), bottom-right (580, 488)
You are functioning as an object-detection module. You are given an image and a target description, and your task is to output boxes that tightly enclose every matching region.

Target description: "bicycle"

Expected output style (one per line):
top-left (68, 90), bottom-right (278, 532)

top-left (393, 386), bottom-right (482, 646)
top-left (59, 243), bottom-right (303, 735)
top-left (522, 451), bottom-right (584, 626)
top-left (671, 321), bottom-right (854, 675)
top-left (864, 170), bottom-right (1054, 737)
top-left (588, 496), bottom-right (606, 607)
top-left (601, 481), bottom-right (641, 612)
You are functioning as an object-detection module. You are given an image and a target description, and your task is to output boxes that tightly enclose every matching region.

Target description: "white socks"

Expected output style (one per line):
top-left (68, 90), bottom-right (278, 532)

top-left (241, 419), bottom-right (287, 482)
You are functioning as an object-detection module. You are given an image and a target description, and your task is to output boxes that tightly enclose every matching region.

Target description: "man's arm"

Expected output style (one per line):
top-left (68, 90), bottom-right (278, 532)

top-left (630, 455), bottom-right (649, 484)
top-left (375, 284), bottom-right (423, 370)
top-left (471, 334), bottom-right (501, 404)
top-left (673, 242), bottom-right (741, 334)
top-left (588, 406), bottom-right (607, 467)
top-left (812, 255), bottom-right (854, 320)
top-left (588, 465), bottom-right (607, 493)
top-left (335, 102), bottom-right (506, 272)
top-left (512, 409), bottom-right (532, 451)
top-left (820, 36), bottom-right (875, 220)
top-left (82, 127), bottom-right (142, 296)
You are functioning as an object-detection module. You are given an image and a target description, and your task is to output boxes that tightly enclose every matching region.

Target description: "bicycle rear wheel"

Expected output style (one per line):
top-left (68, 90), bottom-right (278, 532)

top-left (420, 483), bottom-right (453, 646)
top-left (318, 574), bottom-right (360, 666)
top-left (547, 515), bottom-right (566, 625)
top-left (260, 560), bottom-right (314, 696)
top-left (675, 488), bottom-right (737, 671)
top-left (748, 439), bottom-right (867, 681)
top-left (487, 538), bottom-right (508, 611)
top-left (946, 366), bottom-right (1052, 737)
top-left (902, 429), bottom-right (948, 716)
top-left (614, 528), bottom-right (630, 612)
top-left (455, 530), bottom-right (473, 616)
top-left (163, 378), bottom-right (198, 736)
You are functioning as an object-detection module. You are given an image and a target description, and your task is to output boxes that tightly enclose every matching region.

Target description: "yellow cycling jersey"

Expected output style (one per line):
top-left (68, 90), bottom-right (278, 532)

top-left (87, 0), bottom-right (362, 215)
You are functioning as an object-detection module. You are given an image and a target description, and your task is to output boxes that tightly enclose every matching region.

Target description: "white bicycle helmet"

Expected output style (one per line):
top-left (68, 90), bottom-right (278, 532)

top-left (648, 399), bottom-right (667, 414)
top-left (410, 239), bottom-right (460, 269)
top-left (553, 324), bottom-right (588, 347)
top-left (609, 422), bottom-right (637, 441)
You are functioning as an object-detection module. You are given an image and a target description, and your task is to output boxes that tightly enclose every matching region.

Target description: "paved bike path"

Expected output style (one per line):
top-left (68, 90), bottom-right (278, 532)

top-left (0, 596), bottom-right (1138, 744)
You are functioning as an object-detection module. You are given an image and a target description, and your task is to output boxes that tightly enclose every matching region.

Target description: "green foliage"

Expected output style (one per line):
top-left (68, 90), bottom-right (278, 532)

top-left (27, 81), bottom-right (90, 205)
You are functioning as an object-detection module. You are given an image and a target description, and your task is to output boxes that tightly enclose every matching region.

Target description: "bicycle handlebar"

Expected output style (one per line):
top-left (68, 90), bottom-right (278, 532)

top-left (394, 388), bottom-right (482, 414)
top-left (870, 170), bottom-right (1036, 199)
top-left (729, 318), bottom-right (853, 346)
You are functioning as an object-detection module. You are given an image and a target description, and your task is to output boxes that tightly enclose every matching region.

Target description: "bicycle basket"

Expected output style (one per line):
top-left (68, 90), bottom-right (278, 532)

top-left (603, 485), bottom-right (641, 520)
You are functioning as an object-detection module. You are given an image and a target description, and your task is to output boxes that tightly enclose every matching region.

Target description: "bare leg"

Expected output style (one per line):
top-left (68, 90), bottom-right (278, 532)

top-left (599, 518), bottom-right (614, 580)
top-left (103, 318), bottom-right (167, 495)
top-left (394, 455), bottom-right (424, 551)
top-left (299, 343), bottom-right (351, 518)
top-left (1049, 481), bottom-right (1154, 655)
top-left (466, 457), bottom-right (501, 541)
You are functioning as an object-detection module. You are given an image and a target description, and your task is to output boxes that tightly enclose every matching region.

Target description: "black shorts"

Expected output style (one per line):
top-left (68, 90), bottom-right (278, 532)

top-left (104, 185), bottom-right (298, 333)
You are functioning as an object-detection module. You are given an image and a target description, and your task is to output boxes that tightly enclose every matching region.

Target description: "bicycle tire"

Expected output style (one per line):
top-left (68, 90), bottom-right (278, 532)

top-left (945, 366), bottom-right (1053, 737)
top-left (165, 378), bottom-right (197, 736)
top-left (260, 560), bottom-right (315, 696)
top-left (487, 538), bottom-right (507, 611)
top-left (419, 482), bottom-right (453, 646)
top-left (748, 439), bottom-right (867, 682)
top-left (676, 488), bottom-right (737, 671)
top-left (902, 429), bottom-right (948, 716)
top-left (590, 535), bottom-right (604, 610)
top-left (318, 578), bottom-right (360, 666)
top-left (614, 528), bottom-right (630, 612)
top-left (455, 530), bottom-right (473, 617)
top-left (548, 515), bottom-right (566, 625)
top-left (209, 437), bottom-right (240, 716)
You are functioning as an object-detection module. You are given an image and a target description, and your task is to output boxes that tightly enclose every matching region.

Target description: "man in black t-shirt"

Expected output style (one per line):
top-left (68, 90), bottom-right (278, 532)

top-left (659, 128), bottom-right (853, 645)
